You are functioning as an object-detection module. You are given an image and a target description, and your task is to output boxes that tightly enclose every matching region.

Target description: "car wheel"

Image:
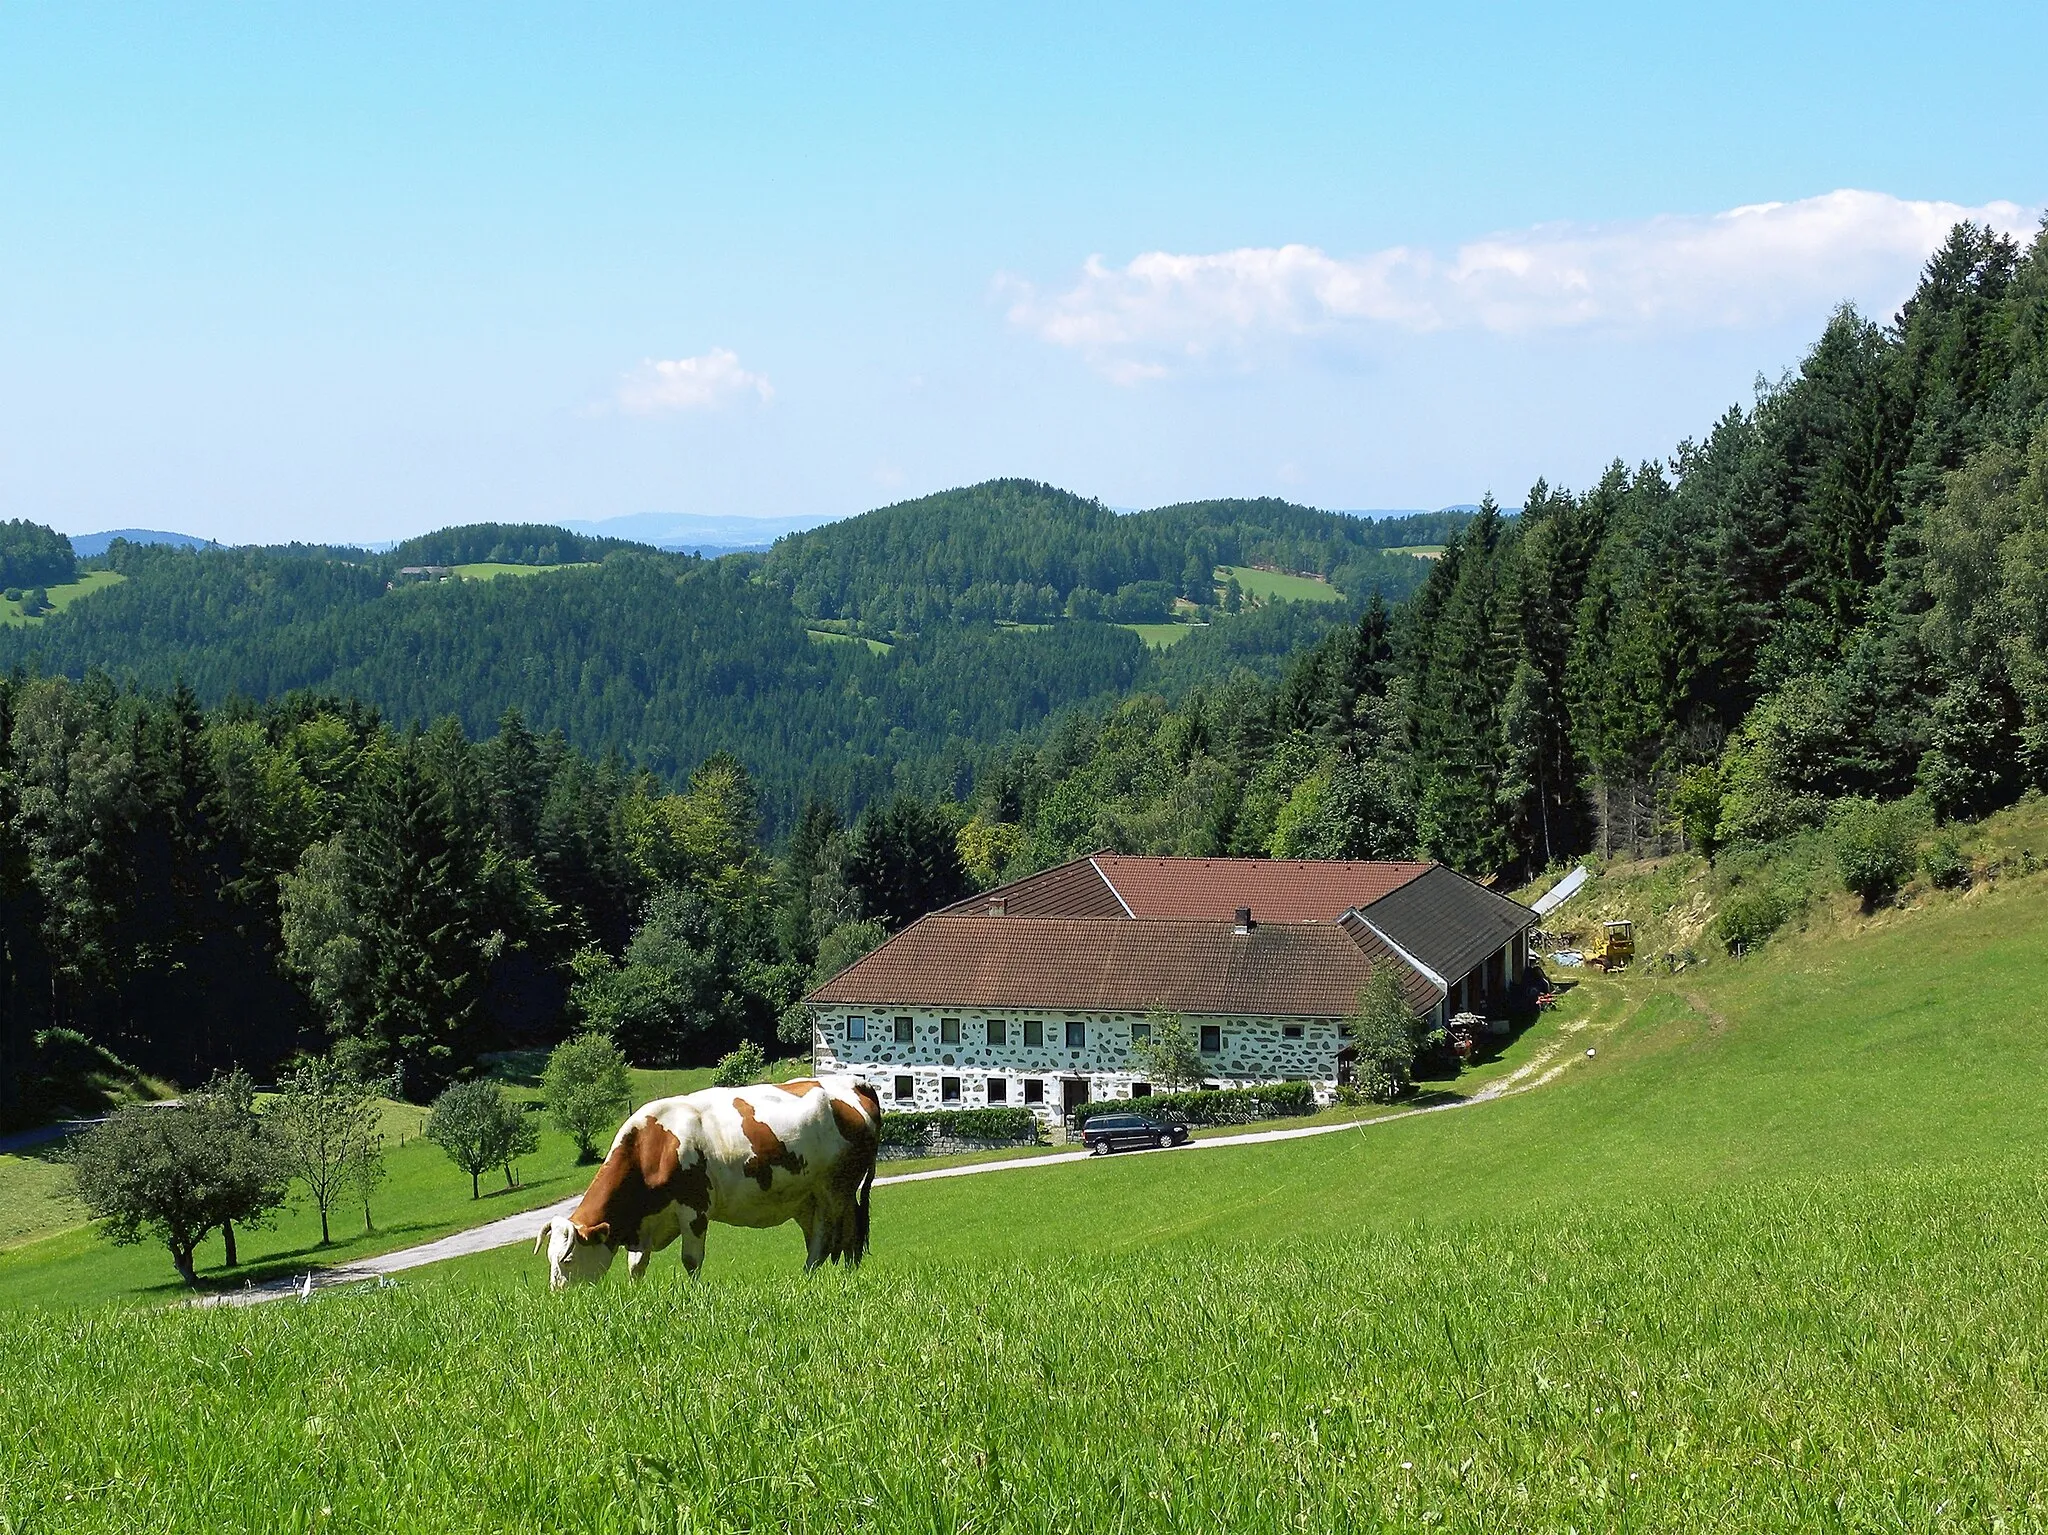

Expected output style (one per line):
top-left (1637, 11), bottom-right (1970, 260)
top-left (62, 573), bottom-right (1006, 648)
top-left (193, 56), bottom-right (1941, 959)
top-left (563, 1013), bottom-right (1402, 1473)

top-left (1090, 1140), bottom-right (1107, 1156)
top-left (1157, 1133), bottom-right (1174, 1150)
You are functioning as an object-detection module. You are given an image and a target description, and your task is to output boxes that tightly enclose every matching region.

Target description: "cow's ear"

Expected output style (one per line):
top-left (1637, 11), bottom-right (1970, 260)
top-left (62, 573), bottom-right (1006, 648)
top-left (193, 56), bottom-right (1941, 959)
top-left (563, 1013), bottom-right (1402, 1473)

top-left (578, 1221), bottom-right (610, 1246)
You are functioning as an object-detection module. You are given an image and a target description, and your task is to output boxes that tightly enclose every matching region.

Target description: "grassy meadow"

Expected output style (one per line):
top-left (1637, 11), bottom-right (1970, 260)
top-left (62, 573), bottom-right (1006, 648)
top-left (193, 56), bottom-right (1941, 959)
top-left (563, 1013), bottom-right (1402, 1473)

top-left (1119, 619), bottom-right (1197, 648)
top-left (4, 810), bottom-right (2048, 1527)
top-left (1217, 563), bottom-right (1345, 604)
top-left (0, 568), bottom-right (126, 625)
top-left (447, 561), bottom-right (596, 580)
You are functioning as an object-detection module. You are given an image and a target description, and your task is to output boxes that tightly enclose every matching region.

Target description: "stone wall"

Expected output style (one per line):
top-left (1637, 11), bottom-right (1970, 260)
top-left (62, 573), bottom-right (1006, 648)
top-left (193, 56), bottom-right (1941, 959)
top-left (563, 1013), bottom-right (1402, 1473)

top-left (813, 1005), bottom-right (1348, 1124)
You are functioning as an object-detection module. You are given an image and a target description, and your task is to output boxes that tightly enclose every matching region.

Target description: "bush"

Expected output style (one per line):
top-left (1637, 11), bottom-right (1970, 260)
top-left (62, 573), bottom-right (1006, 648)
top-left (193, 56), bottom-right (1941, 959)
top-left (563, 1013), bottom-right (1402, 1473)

top-left (712, 1040), bottom-right (769, 1087)
top-left (1831, 797), bottom-right (1916, 910)
top-left (2, 588), bottom-right (19, 603)
top-left (878, 1106), bottom-right (1042, 1151)
top-left (1072, 1081), bottom-right (1315, 1130)
top-left (1716, 887), bottom-right (1789, 954)
top-left (1922, 835), bottom-right (1972, 891)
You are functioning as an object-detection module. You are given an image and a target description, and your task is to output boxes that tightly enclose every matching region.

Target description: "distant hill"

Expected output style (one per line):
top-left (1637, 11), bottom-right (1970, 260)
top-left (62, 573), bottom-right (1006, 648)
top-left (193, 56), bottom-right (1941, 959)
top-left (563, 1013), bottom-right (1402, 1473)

top-left (0, 492), bottom-right (1403, 830)
top-left (68, 529), bottom-right (217, 558)
top-left (558, 510), bottom-right (843, 551)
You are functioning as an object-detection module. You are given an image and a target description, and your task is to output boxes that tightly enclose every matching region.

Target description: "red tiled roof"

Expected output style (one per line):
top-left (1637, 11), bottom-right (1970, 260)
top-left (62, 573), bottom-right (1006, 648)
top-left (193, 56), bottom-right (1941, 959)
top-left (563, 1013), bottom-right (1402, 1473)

top-left (1095, 854), bottom-right (1433, 922)
top-left (808, 915), bottom-right (1432, 1018)
top-left (936, 853), bottom-right (1437, 924)
top-left (933, 856), bottom-right (1128, 918)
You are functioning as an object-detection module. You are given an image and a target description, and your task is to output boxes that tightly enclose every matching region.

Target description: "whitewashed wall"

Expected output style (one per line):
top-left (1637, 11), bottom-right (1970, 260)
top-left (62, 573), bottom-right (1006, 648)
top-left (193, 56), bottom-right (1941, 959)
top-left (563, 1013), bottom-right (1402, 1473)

top-left (812, 1005), bottom-right (1350, 1121)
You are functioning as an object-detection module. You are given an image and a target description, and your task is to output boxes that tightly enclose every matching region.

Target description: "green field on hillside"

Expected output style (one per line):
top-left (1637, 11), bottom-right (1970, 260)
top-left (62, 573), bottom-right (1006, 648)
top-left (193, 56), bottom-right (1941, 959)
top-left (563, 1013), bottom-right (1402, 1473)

top-left (0, 568), bottom-right (126, 625)
top-left (805, 627), bottom-right (893, 653)
top-left (1216, 563), bottom-right (1346, 604)
top-left (447, 561), bottom-right (595, 580)
top-left (1386, 543), bottom-right (1444, 558)
top-left (1119, 620), bottom-right (1196, 648)
top-left (6, 813), bottom-right (2048, 1526)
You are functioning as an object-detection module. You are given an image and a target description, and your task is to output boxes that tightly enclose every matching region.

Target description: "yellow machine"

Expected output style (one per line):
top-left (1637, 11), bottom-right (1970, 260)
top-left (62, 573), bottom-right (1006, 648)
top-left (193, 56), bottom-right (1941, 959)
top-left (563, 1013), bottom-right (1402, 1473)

top-left (1600, 920), bottom-right (1635, 970)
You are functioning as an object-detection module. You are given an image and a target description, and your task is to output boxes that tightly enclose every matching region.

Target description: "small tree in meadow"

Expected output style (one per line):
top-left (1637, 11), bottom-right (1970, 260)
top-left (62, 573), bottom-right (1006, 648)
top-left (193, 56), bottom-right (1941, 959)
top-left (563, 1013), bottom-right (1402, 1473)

top-left (1347, 965), bottom-right (1421, 1102)
top-left (269, 1055), bottom-right (386, 1245)
top-left (713, 1039), bottom-right (769, 1087)
top-left (541, 1032), bottom-right (633, 1162)
top-left (425, 1080), bottom-right (529, 1199)
top-left (344, 1128), bottom-right (389, 1234)
top-left (1130, 1010), bottom-right (1203, 1092)
top-left (69, 1085), bottom-right (289, 1285)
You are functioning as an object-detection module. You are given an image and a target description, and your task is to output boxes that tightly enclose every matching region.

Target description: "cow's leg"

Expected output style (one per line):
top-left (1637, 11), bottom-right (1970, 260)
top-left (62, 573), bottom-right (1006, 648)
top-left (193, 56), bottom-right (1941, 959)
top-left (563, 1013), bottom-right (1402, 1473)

top-left (626, 1248), bottom-right (652, 1281)
top-left (799, 1200), bottom-right (831, 1270)
top-left (678, 1207), bottom-right (708, 1278)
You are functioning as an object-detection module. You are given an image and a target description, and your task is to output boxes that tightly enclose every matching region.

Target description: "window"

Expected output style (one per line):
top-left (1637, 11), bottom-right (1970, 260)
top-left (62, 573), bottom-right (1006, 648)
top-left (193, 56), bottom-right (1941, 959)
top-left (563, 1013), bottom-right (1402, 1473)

top-left (1023, 1020), bottom-right (1043, 1047)
top-left (1065, 1021), bottom-right (1086, 1049)
top-left (940, 1017), bottom-right (960, 1045)
top-left (987, 1076), bottom-right (1008, 1104)
top-left (894, 1075), bottom-right (914, 1102)
top-left (987, 1019), bottom-right (1007, 1046)
top-left (1200, 1025), bottom-right (1221, 1054)
top-left (894, 1016), bottom-right (913, 1044)
top-left (1023, 1078), bottom-right (1044, 1104)
top-left (1130, 1021), bottom-right (1152, 1042)
top-left (941, 1076), bottom-right (961, 1104)
top-left (1131, 1081), bottom-right (1151, 1098)
top-left (1337, 1024), bottom-right (1353, 1039)
top-left (1282, 1024), bottom-right (1304, 1040)
top-left (847, 1015), bottom-right (867, 1042)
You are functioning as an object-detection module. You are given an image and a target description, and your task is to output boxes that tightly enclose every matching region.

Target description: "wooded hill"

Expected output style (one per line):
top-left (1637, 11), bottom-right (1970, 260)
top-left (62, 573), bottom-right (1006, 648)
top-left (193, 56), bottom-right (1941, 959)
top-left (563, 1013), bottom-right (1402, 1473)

top-left (968, 219), bottom-right (2048, 884)
top-left (0, 498), bottom-right (1444, 832)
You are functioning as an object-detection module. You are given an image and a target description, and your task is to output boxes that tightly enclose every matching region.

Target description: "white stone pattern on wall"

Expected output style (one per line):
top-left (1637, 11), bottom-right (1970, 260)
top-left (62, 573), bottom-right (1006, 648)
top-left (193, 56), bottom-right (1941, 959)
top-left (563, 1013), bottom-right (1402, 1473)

top-left (812, 1006), bottom-right (1346, 1122)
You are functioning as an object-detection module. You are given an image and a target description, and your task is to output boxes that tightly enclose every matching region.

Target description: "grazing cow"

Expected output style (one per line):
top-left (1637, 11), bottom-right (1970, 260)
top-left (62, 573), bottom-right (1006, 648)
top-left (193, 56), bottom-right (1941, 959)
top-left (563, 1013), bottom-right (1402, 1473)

top-left (535, 1075), bottom-right (880, 1289)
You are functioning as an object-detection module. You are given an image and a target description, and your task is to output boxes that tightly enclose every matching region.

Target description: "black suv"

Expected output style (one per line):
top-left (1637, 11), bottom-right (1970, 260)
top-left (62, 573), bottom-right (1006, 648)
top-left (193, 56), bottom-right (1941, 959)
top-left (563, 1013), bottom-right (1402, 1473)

top-left (1081, 1111), bottom-right (1192, 1155)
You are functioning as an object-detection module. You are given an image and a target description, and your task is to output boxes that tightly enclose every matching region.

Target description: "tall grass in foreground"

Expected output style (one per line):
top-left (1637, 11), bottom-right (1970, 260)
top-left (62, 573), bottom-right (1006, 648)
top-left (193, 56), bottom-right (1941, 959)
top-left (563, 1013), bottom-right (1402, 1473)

top-left (4, 1161), bottom-right (2044, 1533)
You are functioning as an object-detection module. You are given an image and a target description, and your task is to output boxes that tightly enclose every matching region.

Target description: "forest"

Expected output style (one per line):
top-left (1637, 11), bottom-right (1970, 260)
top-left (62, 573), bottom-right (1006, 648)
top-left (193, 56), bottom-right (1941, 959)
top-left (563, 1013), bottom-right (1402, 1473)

top-left (0, 677), bottom-right (979, 1123)
top-left (960, 219), bottom-right (2048, 883)
top-left (0, 499), bottom-right (1442, 834)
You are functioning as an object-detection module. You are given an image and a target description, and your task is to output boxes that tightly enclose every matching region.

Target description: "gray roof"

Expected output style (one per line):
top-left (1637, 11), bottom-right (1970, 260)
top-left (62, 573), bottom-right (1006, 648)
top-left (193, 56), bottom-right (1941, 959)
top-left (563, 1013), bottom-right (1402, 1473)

top-left (1353, 865), bottom-right (1533, 983)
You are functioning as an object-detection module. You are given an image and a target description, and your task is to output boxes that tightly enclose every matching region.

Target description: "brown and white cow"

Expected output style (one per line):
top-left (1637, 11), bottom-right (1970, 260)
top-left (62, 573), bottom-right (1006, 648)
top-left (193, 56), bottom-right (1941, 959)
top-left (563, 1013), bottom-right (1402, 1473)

top-left (535, 1075), bottom-right (879, 1289)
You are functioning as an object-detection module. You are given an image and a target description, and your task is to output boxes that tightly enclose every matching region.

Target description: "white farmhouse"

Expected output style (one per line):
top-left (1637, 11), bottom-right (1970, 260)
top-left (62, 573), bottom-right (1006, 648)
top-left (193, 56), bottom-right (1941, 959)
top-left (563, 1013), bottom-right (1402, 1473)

top-left (807, 853), bottom-right (1536, 1123)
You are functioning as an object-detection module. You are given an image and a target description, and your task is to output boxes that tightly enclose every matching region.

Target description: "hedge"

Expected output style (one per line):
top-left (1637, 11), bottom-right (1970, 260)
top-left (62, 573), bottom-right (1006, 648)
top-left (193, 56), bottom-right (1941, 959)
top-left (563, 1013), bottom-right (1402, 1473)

top-left (877, 1106), bottom-right (1043, 1150)
top-left (1072, 1080), bottom-right (1315, 1129)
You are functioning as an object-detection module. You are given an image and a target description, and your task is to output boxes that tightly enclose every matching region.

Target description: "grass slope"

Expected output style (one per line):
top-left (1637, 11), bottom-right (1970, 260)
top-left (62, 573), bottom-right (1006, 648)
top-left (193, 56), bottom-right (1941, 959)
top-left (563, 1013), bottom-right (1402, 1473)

top-left (1218, 563), bottom-right (1345, 604)
top-left (0, 569), bottom-right (125, 625)
top-left (1119, 620), bottom-right (1197, 648)
top-left (6, 827), bottom-right (2048, 1527)
top-left (447, 561), bottom-right (595, 580)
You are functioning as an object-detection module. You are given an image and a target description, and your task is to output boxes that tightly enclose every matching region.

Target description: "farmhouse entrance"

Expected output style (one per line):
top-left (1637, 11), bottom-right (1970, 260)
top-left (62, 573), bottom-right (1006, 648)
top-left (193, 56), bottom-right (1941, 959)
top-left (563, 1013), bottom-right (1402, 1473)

top-left (1061, 1077), bottom-right (1090, 1118)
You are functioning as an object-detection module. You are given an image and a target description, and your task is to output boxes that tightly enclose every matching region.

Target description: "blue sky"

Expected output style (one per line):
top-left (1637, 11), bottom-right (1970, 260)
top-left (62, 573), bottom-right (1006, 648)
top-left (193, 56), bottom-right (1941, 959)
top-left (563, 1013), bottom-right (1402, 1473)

top-left (1, 2), bottom-right (2042, 543)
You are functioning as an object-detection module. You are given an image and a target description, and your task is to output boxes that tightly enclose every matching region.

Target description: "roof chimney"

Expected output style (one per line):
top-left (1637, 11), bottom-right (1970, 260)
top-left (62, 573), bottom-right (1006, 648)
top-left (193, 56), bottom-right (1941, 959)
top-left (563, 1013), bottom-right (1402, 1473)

top-left (1234, 906), bottom-right (1253, 934)
top-left (989, 897), bottom-right (1007, 916)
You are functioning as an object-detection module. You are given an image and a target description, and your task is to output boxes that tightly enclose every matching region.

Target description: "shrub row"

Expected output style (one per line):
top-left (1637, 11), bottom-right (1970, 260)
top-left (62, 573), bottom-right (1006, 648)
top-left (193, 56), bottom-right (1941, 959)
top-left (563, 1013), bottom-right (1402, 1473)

top-left (877, 1106), bottom-right (1043, 1151)
top-left (1072, 1080), bottom-right (1315, 1129)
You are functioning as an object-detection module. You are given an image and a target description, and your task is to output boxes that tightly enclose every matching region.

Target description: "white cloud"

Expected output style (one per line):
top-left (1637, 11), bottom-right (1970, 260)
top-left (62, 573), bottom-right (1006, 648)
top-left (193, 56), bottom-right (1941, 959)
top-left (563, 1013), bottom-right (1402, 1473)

top-left (1006, 191), bottom-right (2039, 381)
top-left (615, 349), bottom-right (774, 413)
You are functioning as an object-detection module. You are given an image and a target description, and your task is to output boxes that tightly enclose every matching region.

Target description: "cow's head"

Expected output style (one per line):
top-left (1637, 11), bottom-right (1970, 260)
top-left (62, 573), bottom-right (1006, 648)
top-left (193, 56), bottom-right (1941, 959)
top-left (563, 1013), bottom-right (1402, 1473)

top-left (535, 1216), bottom-right (617, 1291)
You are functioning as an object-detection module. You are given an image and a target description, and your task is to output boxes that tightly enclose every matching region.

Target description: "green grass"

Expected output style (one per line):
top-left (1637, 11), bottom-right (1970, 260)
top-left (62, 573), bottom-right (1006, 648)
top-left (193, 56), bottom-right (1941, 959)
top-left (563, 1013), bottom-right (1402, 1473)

top-left (8, 824), bottom-right (2048, 1525)
top-left (1216, 563), bottom-right (1345, 604)
top-left (0, 1150), bottom-right (79, 1251)
top-left (1385, 543), bottom-right (1445, 558)
top-left (0, 569), bottom-right (126, 625)
top-left (447, 561), bottom-right (595, 580)
top-left (806, 627), bottom-right (893, 654)
top-left (1119, 620), bottom-right (1197, 648)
